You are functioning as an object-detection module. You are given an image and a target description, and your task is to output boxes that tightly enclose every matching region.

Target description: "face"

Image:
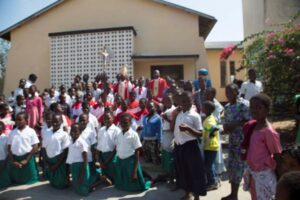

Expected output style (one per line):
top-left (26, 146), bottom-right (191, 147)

top-left (129, 93), bottom-right (136, 102)
top-left (250, 99), bottom-right (268, 121)
top-left (138, 78), bottom-right (144, 87)
top-left (19, 79), bottom-right (26, 88)
top-left (71, 125), bottom-right (81, 141)
top-left (103, 113), bottom-right (113, 127)
top-left (56, 104), bottom-right (63, 113)
top-left (225, 86), bottom-right (238, 103)
top-left (86, 92), bottom-right (93, 101)
top-left (49, 89), bottom-right (55, 97)
top-left (44, 114), bottom-right (52, 127)
top-left (206, 90), bottom-right (214, 101)
top-left (248, 70), bottom-right (256, 82)
top-left (181, 94), bottom-right (192, 112)
top-left (60, 95), bottom-right (66, 103)
top-left (29, 86), bottom-right (36, 95)
top-left (52, 115), bottom-right (62, 131)
top-left (139, 100), bottom-right (146, 110)
top-left (146, 102), bottom-right (155, 114)
top-left (120, 101), bottom-right (127, 111)
top-left (16, 114), bottom-right (27, 129)
top-left (120, 116), bottom-right (131, 131)
top-left (82, 104), bottom-right (90, 114)
top-left (162, 96), bottom-right (172, 109)
top-left (79, 115), bottom-right (89, 129)
top-left (60, 85), bottom-right (66, 94)
top-left (101, 93), bottom-right (107, 103)
top-left (153, 70), bottom-right (160, 79)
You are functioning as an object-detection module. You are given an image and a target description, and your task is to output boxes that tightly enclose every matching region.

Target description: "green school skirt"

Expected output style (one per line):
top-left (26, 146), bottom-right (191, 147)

top-left (0, 159), bottom-right (11, 188)
top-left (10, 154), bottom-right (39, 185)
top-left (114, 155), bottom-right (151, 192)
top-left (70, 162), bottom-right (100, 196)
top-left (44, 153), bottom-right (68, 189)
top-left (100, 152), bottom-right (117, 182)
top-left (161, 150), bottom-right (175, 174)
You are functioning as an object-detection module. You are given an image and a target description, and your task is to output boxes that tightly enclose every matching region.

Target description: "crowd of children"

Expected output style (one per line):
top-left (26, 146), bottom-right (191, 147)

top-left (0, 69), bottom-right (299, 200)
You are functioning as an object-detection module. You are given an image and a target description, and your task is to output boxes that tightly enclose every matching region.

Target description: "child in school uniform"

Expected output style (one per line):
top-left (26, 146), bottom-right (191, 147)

top-left (0, 103), bottom-right (14, 135)
top-left (0, 121), bottom-right (11, 188)
top-left (44, 113), bottom-right (71, 189)
top-left (114, 113), bottom-right (151, 192)
top-left (202, 101), bottom-right (220, 190)
top-left (8, 112), bottom-right (39, 184)
top-left (96, 111), bottom-right (120, 182)
top-left (174, 91), bottom-right (207, 200)
top-left (67, 123), bottom-right (99, 196)
top-left (13, 95), bottom-right (26, 120)
top-left (71, 92), bottom-right (83, 121)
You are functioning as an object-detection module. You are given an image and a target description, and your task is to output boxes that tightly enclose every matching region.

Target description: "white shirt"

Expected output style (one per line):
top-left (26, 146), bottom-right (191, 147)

top-left (45, 96), bottom-right (57, 108)
top-left (115, 128), bottom-right (142, 159)
top-left (134, 86), bottom-right (147, 100)
top-left (97, 124), bottom-right (120, 153)
top-left (66, 137), bottom-right (89, 164)
top-left (8, 126), bottom-right (39, 156)
top-left (93, 88), bottom-right (103, 101)
top-left (240, 80), bottom-right (263, 101)
top-left (212, 99), bottom-right (224, 124)
top-left (14, 104), bottom-right (26, 118)
top-left (174, 109), bottom-right (203, 145)
top-left (13, 87), bottom-right (24, 101)
top-left (107, 93), bottom-right (114, 104)
top-left (80, 126), bottom-right (97, 162)
top-left (25, 80), bottom-right (32, 89)
top-left (76, 113), bottom-right (99, 132)
top-left (41, 125), bottom-right (52, 148)
top-left (0, 134), bottom-right (8, 160)
top-left (44, 129), bottom-right (71, 158)
top-left (58, 93), bottom-right (72, 106)
top-left (162, 105), bottom-right (176, 131)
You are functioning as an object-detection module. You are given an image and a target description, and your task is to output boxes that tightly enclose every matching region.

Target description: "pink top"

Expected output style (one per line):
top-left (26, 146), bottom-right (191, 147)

top-left (26, 96), bottom-right (43, 128)
top-left (247, 125), bottom-right (282, 171)
top-left (0, 113), bottom-right (13, 135)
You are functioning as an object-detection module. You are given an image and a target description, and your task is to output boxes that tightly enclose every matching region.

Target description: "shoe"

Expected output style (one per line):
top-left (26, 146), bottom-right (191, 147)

top-left (206, 183), bottom-right (218, 191)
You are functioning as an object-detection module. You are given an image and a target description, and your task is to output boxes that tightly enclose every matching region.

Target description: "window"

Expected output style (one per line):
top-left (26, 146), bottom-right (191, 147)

top-left (220, 61), bottom-right (227, 87)
top-left (230, 61), bottom-right (235, 76)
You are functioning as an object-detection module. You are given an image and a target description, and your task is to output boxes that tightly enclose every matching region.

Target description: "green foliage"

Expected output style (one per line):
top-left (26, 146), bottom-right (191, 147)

top-left (0, 38), bottom-right (11, 91)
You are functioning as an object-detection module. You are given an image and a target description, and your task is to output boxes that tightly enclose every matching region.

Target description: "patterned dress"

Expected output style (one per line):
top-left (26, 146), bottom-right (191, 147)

top-left (224, 98), bottom-right (251, 184)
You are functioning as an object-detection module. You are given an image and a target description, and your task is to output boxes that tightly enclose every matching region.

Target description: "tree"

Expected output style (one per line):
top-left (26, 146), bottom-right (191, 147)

top-left (0, 38), bottom-right (11, 92)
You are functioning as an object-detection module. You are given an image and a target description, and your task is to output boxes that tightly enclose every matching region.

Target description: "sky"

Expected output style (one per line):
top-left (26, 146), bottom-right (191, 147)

top-left (0, 0), bottom-right (244, 42)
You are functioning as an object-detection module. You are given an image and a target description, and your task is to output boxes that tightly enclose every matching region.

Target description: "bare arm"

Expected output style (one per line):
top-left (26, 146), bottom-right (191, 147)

top-left (20, 144), bottom-right (38, 166)
top-left (78, 151), bottom-right (88, 185)
top-left (131, 147), bottom-right (141, 181)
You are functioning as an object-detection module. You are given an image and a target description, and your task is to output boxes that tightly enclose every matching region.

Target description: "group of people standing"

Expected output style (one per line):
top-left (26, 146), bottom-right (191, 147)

top-left (0, 67), bottom-right (299, 200)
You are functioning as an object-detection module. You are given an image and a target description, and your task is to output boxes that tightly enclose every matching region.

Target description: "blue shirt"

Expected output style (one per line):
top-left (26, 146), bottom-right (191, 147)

top-left (193, 79), bottom-right (212, 91)
top-left (141, 114), bottom-right (163, 144)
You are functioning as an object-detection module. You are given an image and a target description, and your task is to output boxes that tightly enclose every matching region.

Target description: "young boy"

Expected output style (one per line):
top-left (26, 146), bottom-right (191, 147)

top-left (44, 113), bottom-right (71, 189)
top-left (114, 113), bottom-right (151, 191)
top-left (0, 121), bottom-right (11, 187)
top-left (202, 101), bottom-right (219, 190)
top-left (13, 95), bottom-right (26, 120)
top-left (8, 112), bottom-right (39, 184)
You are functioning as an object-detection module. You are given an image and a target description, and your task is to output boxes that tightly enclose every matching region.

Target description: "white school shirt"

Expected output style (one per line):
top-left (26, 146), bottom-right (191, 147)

top-left (41, 125), bottom-right (52, 148)
top-left (93, 88), bottom-right (103, 101)
top-left (14, 104), bottom-right (26, 118)
top-left (44, 129), bottom-right (71, 158)
top-left (45, 96), bottom-right (57, 108)
top-left (8, 126), bottom-right (39, 156)
top-left (13, 87), bottom-right (24, 102)
top-left (66, 137), bottom-right (89, 164)
top-left (97, 124), bottom-right (120, 153)
top-left (107, 93), bottom-right (114, 104)
top-left (162, 105), bottom-right (176, 131)
top-left (240, 80), bottom-right (263, 101)
top-left (115, 128), bottom-right (142, 159)
top-left (174, 109), bottom-right (203, 145)
top-left (134, 86), bottom-right (147, 100)
top-left (80, 126), bottom-right (97, 162)
top-left (0, 134), bottom-right (8, 160)
top-left (76, 113), bottom-right (99, 132)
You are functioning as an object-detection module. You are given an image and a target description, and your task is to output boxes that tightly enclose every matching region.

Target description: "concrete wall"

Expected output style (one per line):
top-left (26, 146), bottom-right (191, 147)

top-left (243, 0), bottom-right (300, 37)
top-left (206, 49), bottom-right (245, 101)
top-left (4, 0), bottom-right (208, 94)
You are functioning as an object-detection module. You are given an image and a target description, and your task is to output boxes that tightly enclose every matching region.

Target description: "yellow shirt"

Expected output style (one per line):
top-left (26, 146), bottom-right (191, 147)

top-left (203, 115), bottom-right (219, 151)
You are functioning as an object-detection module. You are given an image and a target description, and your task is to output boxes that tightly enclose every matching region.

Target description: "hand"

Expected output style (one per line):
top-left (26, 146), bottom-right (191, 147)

top-left (13, 161), bottom-right (22, 168)
top-left (131, 172), bottom-right (138, 182)
top-left (20, 159), bottom-right (28, 166)
top-left (179, 123), bottom-right (189, 132)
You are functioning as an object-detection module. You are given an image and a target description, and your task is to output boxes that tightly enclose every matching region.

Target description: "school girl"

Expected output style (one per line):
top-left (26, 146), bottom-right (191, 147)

top-left (0, 121), bottom-right (11, 187)
top-left (8, 112), bottom-right (39, 184)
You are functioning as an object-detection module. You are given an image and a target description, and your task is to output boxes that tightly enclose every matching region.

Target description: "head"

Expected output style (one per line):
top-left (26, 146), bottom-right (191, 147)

top-left (138, 77), bottom-right (144, 87)
top-left (28, 74), bottom-right (38, 83)
top-left (81, 101), bottom-right (90, 114)
top-left (59, 94), bottom-right (66, 103)
top-left (120, 99), bottom-right (128, 111)
top-left (43, 111), bottom-right (53, 128)
top-left (74, 75), bottom-right (81, 83)
top-left (0, 94), bottom-right (5, 103)
top-left (129, 91), bottom-right (137, 102)
top-left (49, 88), bottom-right (55, 98)
top-left (79, 113), bottom-right (89, 131)
top-left (59, 85), bottom-right (66, 94)
top-left (173, 90), bottom-right (183, 109)
top-left (225, 83), bottom-right (239, 103)
top-left (198, 68), bottom-right (209, 79)
top-left (0, 121), bottom-right (4, 135)
top-left (276, 171), bottom-right (300, 200)
top-left (153, 70), bottom-right (160, 79)
top-left (184, 81), bottom-right (193, 92)
top-left (23, 88), bottom-right (29, 98)
top-left (202, 101), bottom-right (215, 116)
top-left (15, 112), bottom-right (28, 129)
top-left (146, 101), bottom-right (156, 115)
top-left (50, 102), bottom-right (63, 114)
top-left (19, 79), bottom-right (26, 89)
top-left (75, 91), bottom-right (83, 102)
top-left (181, 91), bottom-right (193, 112)
top-left (85, 91), bottom-right (93, 101)
top-left (139, 98), bottom-right (147, 110)
top-left (29, 85), bottom-right (37, 95)
top-left (52, 113), bottom-right (63, 132)
top-left (120, 113), bottom-right (132, 132)
top-left (103, 111), bottom-right (114, 127)
top-left (199, 77), bottom-right (206, 91)
top-left (206, 87), bottom-right (217, 101)
top-left (70, 123), bottom-right (81, 141)
top-left (248, 68), bottom-right (257, 82)
top-left (250, 94), bottom-right (271, 121)
top-left (162, 94), bottom-right (173, 109)
top-left (0, 103), bottom-right (10, 115)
